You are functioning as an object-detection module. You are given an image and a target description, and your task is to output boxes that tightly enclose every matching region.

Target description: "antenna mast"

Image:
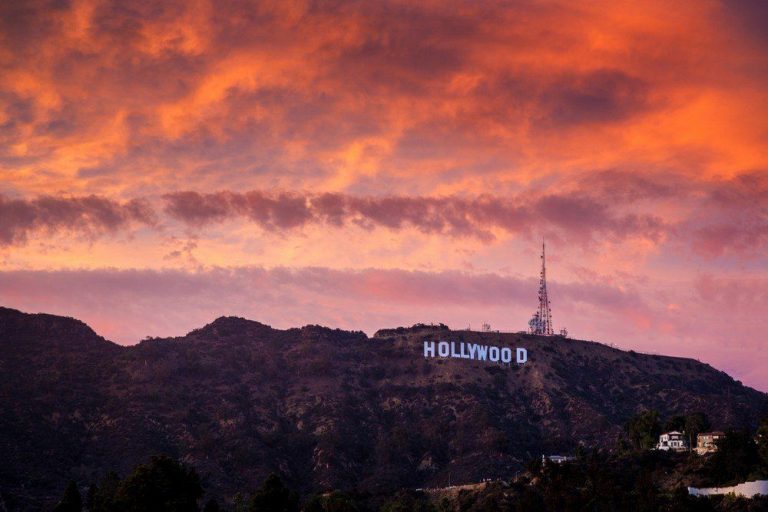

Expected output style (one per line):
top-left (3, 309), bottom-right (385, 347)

top-left (529, 241), bottom-right (554, 335)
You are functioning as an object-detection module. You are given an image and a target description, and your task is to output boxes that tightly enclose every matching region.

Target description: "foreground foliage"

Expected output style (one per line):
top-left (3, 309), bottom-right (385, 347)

top-left (50, 433), bottom-right (768, 512)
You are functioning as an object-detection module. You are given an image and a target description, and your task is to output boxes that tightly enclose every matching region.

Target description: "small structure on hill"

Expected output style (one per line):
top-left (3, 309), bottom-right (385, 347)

top-left (656, 431), bottom-right (688, 451)
top-left (528, 242), bottom-right (569, 337)
top-left (529, 242), bottom-right (556, 335)
top-left (542, 454), bottom-right (575, 464)
top-left (695, 431), bottom-right (725, 455)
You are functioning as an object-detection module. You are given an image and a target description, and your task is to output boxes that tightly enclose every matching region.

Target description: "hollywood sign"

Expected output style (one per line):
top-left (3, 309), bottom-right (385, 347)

top-left (423, 340), bottom-right (528, 364)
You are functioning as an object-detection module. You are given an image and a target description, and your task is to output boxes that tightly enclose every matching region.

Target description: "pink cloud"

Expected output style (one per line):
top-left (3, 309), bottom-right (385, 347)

top-left (0, 194), bottom-right (155, 246)
top-left (162, 190), bottom-right (666, 243)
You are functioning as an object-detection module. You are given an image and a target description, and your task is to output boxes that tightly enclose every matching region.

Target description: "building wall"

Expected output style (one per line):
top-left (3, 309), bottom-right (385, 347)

top-left (688, 480), bottom-right (768, 498)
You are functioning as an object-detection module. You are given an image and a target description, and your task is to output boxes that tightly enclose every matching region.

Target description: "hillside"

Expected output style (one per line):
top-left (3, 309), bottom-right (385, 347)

top-left (0, 307), bottom-right (766, 510)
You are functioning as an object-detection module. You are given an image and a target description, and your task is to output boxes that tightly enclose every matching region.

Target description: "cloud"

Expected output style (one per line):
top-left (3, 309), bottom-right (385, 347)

top-left (721, 0), bottom-right (768, 50)
top-left (538, 69), bottom-right (652, 127)
top-left (162, 189), bottom-right (666, 243)
top-left (0, 188), bottom-right (665, 248)
top-left (2, 0), bottom-right (765, 199)
top-left (694, 273), bottom-right (768, 313)
top-left (574, 169), bottom-right (684, 203)
top-left (557, 169), bottom-right (768, 259)
top-left (0, 194), bottom-right (156, 246)
top-left (684, 171), bottom-right (768, 257)
top-left (5, 168), bottom-right (768, 261)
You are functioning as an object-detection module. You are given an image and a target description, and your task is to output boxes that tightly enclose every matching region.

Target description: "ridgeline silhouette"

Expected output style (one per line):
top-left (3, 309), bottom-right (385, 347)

top-left (1, 307), bottom-right (766, 509)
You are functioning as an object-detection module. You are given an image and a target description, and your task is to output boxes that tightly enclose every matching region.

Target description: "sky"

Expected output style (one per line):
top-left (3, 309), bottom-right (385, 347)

top-left (1, 0), bottom-right (767, 390)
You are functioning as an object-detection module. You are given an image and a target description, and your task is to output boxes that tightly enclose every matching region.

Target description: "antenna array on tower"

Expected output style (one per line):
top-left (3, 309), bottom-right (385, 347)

top-left (529, 241), bottom-right (554, 335)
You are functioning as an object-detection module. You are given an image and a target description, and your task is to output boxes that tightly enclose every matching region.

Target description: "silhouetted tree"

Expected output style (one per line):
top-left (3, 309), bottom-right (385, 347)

top-left (625, 410), bottom-right (661, 450)
top-left (85, 484), bottom-right (96, 512)
top-left (757, 417), bottom-right (768, 473)
top-left (88, 471), bottom-right (120, 512)
top-left (539, 461), bottom-right (583, 511)
top-left (380, 490), bottom-right (434, 512)
top-left (232, 493), bottom-right (248, 512)
top-left (462, 484), bottom-right (509, 512)
top-left (203, 498), bottom-right (221, 512)
top-left (669, 486), bottom-right (716, 512)
top-left (665, 415), bottom-right (687, 432)
top-left (113, 455), bottom-right (202, 512)
top-left (685, 412), bottom-right (710, 449)
top-left (709, 430), bottom-right (760, 484)
top-left (511, 487), bottom-right (544, 512)
top-left (633, 471), bottom-right (659, 512)
top-left (303, 491), bottom-right (359, 512)
top-left (663, 412), bottom-right (710, 450)
top-left (52, 481), bottom-right (81, 512)
top-left (248, 474), bottom-right (298, 512)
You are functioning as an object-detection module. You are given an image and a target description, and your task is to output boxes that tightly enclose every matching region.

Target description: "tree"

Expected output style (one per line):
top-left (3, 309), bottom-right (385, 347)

top-left (663, 412), bottom-right (710, 451)
top-left (708, 430), bottom-right (759, 484)
top-left (380, 490), bottom-right (434, 512)
top-left (757, 417), bottom-right (768, 472)
top-left (52, 481), bottom-right (82, 512)
top-left (88, 472), bottom-right (120, 512)
top-left (113, 455), bottom-right (202, 512)
top-left (203, 498), bottom-right (221, 512)
top-left (625, 411), bottom-right (661, 450)
top-left (684, 412), bottom-right (710, 449)
top-left (633, 471), bottom-right (659, 512)
top-left (248, 474), bottom-right (298, 512)
top-left (303, 491), bottom-right (359, 512)
top-left (668, 486), bottom-right (715, 512)
top-left (233, 493), bottom-right (248, 512)
top-left (664, 415), bottom-right (686, 433)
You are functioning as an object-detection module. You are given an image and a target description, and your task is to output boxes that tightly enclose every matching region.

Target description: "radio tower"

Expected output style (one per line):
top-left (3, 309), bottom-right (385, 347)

top-left (529, 241), bottom-right (553, 335)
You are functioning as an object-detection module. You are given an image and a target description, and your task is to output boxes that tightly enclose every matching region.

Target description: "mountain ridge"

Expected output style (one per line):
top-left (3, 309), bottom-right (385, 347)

top-left (0, 306), bottom-right (766, 510)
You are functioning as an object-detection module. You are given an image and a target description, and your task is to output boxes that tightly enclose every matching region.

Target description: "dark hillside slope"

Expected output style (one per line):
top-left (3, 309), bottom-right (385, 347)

top-left (0, 307), bottom-right (766, 509)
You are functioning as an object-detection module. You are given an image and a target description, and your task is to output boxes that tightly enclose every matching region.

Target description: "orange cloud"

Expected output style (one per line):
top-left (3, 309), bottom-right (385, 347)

top-left (0, 0), bottom-right (765, 197)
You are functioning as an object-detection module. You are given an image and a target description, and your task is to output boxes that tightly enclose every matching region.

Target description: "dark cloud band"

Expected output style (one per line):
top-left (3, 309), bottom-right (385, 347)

top-left (3, 171), bottom-right (767, 256)
top-left (161, 189), bottom-right (666, 243)
top-left (0, 194), bottom-right (155, 246)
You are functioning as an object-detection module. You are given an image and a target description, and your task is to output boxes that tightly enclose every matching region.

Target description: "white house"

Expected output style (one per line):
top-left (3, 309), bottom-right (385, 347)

top-left (657, 431), bottom-right (688, 451)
